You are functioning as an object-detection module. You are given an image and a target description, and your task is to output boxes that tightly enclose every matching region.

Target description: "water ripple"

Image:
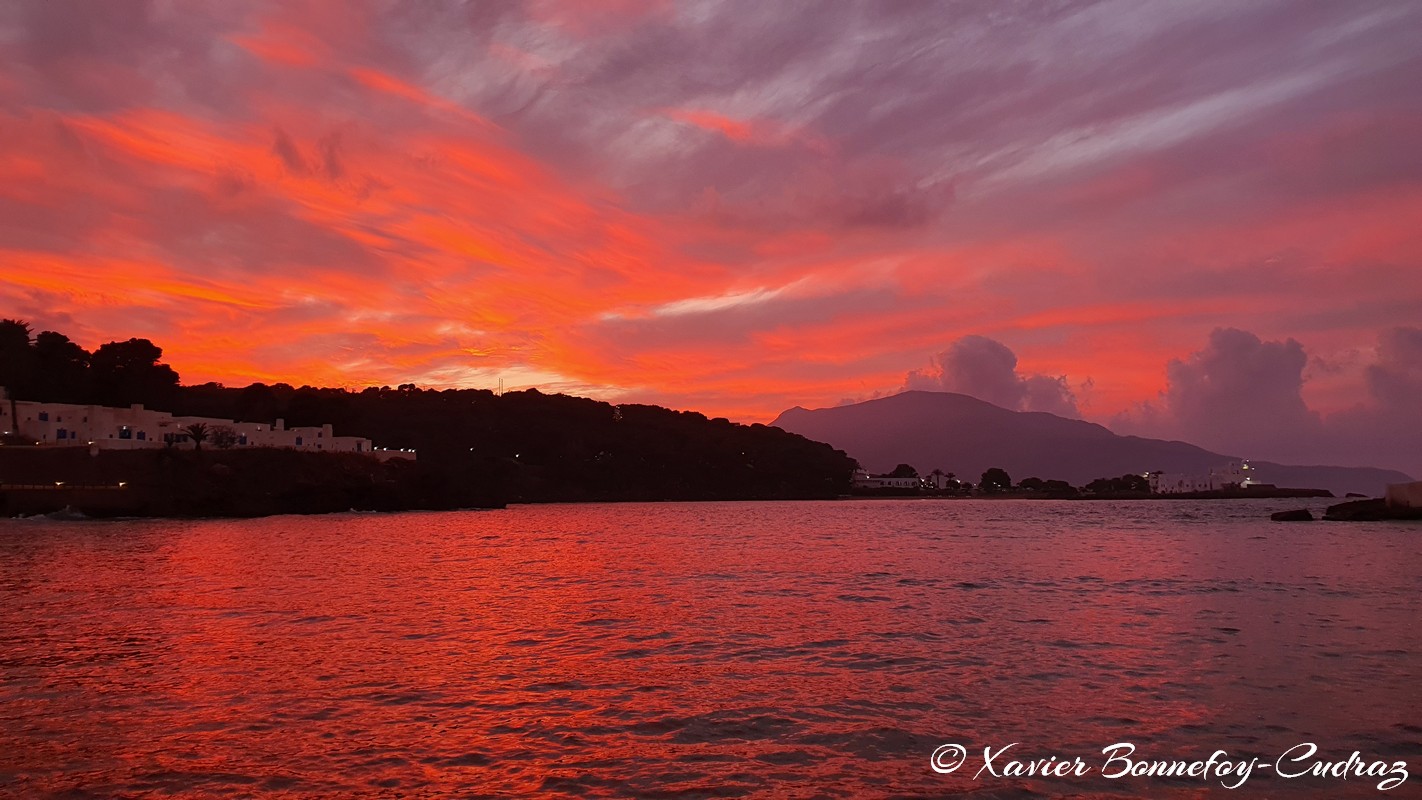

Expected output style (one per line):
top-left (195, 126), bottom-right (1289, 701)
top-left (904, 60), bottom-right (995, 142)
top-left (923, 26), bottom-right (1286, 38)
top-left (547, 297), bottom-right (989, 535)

top-left (1, 499), bottom-right (1418, 797)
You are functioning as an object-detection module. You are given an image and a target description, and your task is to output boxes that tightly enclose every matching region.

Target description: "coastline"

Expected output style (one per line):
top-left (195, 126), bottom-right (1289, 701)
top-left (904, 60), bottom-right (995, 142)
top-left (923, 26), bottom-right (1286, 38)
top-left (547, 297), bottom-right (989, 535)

top-left (1, 445), bottom-right (1385, 522)
top-left (843, 487), bottom-right (1335, 501)
top-left (0, 447), bottom-right (502, 519)
top-left (0, 446), bottom-right (847, 520)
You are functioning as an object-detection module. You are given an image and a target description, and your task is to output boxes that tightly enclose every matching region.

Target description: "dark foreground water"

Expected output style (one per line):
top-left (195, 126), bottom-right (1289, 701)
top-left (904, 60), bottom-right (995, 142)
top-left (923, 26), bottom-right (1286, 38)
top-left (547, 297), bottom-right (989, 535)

top-left (1, 499), bottom-right (1418, 798)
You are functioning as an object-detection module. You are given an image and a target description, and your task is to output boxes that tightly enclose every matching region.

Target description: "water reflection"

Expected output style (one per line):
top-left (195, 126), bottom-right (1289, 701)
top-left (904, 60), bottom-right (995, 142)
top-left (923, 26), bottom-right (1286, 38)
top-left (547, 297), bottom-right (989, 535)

top-left (1, 500), bottom-right (1418, 797)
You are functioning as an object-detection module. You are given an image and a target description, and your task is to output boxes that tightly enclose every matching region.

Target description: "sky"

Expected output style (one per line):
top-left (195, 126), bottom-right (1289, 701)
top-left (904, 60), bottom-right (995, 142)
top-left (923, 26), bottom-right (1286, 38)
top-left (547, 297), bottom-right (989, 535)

top-left (1, 1), bottom-right (1419, 473)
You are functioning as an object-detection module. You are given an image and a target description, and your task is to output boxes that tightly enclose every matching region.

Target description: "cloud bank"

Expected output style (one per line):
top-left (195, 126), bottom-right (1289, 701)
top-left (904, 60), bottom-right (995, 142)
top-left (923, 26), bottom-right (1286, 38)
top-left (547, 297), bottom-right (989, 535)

top-left (0, 0), bottom-right (1418, 435)
top-left (1113, 327), bottom-right (1421, 476)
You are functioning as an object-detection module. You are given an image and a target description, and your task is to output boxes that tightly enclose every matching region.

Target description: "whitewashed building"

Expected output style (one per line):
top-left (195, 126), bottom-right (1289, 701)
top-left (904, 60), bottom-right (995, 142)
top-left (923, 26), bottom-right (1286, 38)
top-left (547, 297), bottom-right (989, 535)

top-left (1148, 461), bottom-right (1253, 494)
top-left (852, 470), bottom-right (922, 489)
top-left (0, 388), bottom-right (414, 460)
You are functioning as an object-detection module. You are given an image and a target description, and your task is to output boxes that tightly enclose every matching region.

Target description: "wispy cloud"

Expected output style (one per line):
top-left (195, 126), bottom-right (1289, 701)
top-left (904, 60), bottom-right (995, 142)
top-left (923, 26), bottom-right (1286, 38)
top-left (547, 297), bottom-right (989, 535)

top-left (0, 0), bottom-right (1417, 454)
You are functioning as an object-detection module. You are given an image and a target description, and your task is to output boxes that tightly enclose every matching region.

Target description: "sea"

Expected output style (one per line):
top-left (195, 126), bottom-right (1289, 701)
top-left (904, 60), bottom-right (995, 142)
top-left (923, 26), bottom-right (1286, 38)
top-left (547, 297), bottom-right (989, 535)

top-left (1, 499), bottom-right (1418, 798)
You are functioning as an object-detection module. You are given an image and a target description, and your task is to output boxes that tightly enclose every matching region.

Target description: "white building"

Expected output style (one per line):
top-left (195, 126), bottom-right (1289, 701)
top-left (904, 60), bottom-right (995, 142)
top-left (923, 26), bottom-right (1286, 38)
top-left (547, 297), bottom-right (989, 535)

top-left (852, 470), bottom-right (922, 489)
top-left (0, 388), bottom-right (414, 460)
top-left (1148, 461), bottom-right (1253, 494)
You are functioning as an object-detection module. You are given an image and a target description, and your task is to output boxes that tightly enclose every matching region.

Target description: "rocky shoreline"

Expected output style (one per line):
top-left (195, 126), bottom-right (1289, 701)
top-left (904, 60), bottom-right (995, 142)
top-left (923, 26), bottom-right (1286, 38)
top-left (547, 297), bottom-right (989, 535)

top-left (1271, 496), bottom-right (1422, 522)
top-left (0, 447), bottom-right (503, 519)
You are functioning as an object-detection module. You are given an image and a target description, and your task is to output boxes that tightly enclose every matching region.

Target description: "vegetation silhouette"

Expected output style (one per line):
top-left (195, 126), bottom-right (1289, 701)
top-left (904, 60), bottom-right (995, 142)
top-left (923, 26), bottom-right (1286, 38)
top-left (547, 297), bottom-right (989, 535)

top-left (979, 467), bottom-right (1012, 493)
top-left (1085, 474), bottom-right (1150, 494)
top-left (180, 422), bottom-right (212, 452)
top-left (0, 319), bottom-right (32, 441)
top-left (0, 323), bottom-right (856, 508)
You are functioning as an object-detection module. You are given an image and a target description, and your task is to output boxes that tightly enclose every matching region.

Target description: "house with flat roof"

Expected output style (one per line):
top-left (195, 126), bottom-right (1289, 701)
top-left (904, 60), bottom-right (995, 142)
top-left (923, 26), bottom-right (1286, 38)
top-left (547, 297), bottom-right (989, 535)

top-left (1148, 461), bottom-right (1252, 494)
top-left (0, 388), bottom-right (414, 460)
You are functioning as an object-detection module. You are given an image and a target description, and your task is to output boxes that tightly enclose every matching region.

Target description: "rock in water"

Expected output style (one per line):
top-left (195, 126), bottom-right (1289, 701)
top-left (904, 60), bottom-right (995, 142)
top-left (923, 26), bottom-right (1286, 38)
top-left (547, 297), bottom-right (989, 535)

top-left (1323, 498), bottom-right (1390, 521)
top-left (1384, 481), bottom-right (1422, 519)
top-left (1271, 509), bottom-right (1314, 521)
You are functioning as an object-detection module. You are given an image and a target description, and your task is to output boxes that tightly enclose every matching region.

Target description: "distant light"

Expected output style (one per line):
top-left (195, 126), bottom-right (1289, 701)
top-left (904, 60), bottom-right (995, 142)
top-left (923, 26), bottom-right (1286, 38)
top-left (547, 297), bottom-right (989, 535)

top-left (54, 481), bottom-right (64, 487)
top-left (118, 482), bottom-right (127, 488)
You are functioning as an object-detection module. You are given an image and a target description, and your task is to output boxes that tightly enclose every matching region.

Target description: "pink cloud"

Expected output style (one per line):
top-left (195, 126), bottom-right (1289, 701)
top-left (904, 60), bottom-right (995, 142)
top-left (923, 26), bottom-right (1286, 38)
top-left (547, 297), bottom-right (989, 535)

top-left (0, 0), bottom-right (1416, 466)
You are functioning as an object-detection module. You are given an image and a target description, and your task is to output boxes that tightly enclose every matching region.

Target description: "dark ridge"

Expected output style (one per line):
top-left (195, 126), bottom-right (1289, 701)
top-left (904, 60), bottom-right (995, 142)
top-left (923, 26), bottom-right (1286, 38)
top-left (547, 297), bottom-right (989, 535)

top-left (772, 391), bottom-right (1412, 497)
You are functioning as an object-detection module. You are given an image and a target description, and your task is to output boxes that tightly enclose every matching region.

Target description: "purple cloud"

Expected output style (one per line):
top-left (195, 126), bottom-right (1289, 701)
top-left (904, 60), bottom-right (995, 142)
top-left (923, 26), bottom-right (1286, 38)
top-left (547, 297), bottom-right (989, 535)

top-left (1114, 327), bottom-right (1421, 476)
top-left (906, 335), bottom-right (1079, 417)
top-left (1163, 328), bottom-right (1322, 459)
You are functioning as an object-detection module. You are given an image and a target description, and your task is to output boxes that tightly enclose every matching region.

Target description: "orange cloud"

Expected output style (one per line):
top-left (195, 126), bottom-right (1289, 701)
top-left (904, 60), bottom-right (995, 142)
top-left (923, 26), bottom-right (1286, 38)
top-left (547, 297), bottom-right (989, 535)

top-left (3, 0), bottom-right (1419, 441)
top-left (665, 109), bottom-right (758, 142)
top-left (661, 108), bottom-right (832, 154)
top-left (229, 21), bottom-right (330, 68)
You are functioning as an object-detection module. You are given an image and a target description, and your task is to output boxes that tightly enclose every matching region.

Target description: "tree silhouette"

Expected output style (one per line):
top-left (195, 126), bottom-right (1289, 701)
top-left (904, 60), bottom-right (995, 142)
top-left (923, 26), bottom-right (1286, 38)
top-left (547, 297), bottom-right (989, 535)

top-left (889, 463), bottom-right (919, 478)
top-left (980, 467), bottom-right (1012, 493)
top-left (0, 319), bottom-right (34, 438)
top-left (1084, 474), bottom-right (1150, 494)
top-left (90, 338), bottom-right (180, 408)
top-left (181, 423), bottom-right (212, 451)
top-left (32, 331), bottom-right (90, 403)
top-left (235, 383), bottom-right (279, 422)
top-left (209, 425), bottom-right (239, 449)
top-left (3, 321), bottom-right (860, 502)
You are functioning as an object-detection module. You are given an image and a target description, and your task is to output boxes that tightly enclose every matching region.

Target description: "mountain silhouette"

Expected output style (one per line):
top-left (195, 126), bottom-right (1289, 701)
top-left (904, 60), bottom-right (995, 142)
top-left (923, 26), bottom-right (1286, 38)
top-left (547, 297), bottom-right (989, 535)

top-left (771, 391), bottom-right (1411, 497)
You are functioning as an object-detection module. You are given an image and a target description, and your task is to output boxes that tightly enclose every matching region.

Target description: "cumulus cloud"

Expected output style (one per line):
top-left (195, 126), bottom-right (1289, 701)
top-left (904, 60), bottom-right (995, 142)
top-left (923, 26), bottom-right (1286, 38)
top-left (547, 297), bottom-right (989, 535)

top-left (905, 335), bottom-right (1079, 417)
top-left (1113, 327), bottom-right (1421, 476)
top-left (1366, 326), bottom-right (1422, 409)
top-left (1163, 328), bottom-right (1322, 458)
top-left (1324, 327), bottom-right (1422, 474)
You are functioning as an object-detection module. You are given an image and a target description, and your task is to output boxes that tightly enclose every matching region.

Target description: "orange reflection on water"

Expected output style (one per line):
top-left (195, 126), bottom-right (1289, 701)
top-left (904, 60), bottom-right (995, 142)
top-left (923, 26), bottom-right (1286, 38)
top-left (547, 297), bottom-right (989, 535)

top-left (1, 501), bottom-right (1418, 797)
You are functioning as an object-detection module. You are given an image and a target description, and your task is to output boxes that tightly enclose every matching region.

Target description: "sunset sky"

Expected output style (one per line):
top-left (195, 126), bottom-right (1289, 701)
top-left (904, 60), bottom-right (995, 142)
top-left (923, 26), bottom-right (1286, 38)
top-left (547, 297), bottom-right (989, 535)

top-left (2, 1), bottom-right (1419, 472)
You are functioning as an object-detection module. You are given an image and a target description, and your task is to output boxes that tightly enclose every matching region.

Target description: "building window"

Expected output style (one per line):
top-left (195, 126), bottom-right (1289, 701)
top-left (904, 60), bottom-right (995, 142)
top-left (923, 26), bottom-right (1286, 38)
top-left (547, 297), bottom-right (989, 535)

top-left (57, 428), bottom-right (67, 440)
top-left (238, 434), bottom-right (248, 445)
top-left (39, 412), bottom-right (49, 422)
top-left (119, 428), bottom-right (132, 440)
top-left (136, 431), bottom-right (146, 441)
top-left (296, 436), bottom-right (303, 446)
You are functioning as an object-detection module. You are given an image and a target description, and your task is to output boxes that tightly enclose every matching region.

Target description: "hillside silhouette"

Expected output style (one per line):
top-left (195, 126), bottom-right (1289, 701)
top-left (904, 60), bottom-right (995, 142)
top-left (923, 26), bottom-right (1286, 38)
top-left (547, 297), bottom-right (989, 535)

top-left (1, 322), bottom-right (856, 506)
top-left (772, 391), bottom-right (1411, 497)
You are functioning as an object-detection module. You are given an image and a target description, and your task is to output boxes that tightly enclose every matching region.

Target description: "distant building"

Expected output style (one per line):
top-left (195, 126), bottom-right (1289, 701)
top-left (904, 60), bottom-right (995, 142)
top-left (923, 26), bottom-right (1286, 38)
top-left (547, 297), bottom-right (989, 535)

top-left (1148, 461), bottom-right (1253, 494)
top-left (852, 470), bottom-right (922, 489)
top-left (0, 387), bottom-right (414, 460)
